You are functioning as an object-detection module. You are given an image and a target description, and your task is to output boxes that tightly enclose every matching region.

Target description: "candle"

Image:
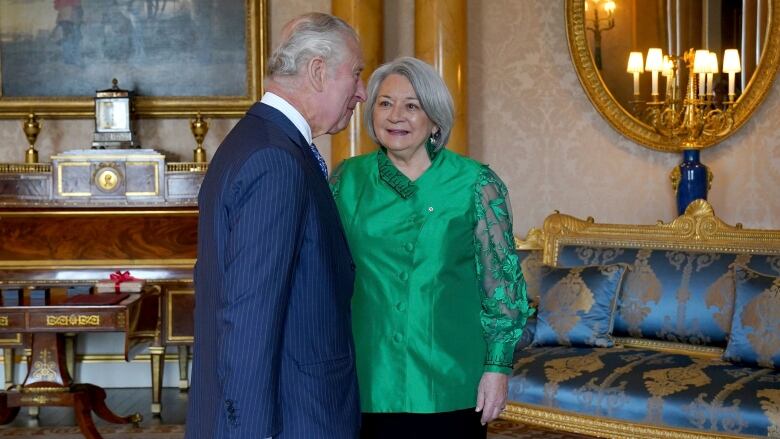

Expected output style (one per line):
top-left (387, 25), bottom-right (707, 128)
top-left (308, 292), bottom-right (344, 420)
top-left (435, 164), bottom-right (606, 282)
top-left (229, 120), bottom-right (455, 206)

top-left (626, 52), bottom-right (644, 96)
top-left (652, 71), bottom-right (659, 96)
top-left (722, 49), bottom-right (742, 100)
top-left (645, 48), bottom-right (663, 96)
top-left (632, 72), bottom-right (640, 95)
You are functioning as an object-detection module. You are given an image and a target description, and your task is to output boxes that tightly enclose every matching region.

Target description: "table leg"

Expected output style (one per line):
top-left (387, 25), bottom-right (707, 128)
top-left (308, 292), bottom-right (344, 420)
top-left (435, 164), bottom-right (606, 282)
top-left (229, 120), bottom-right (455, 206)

top-left (3, 349), bottom-right (13, 390)
top-left (177, 346), bottom-right (189, 390)
top-left (149, 346), bottom-right (164, 415)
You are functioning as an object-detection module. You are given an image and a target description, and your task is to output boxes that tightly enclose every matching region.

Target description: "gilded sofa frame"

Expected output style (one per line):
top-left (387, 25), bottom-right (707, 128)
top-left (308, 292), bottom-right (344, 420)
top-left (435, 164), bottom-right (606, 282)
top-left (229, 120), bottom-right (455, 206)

top-left (505, 200), bottom-right (780, 439)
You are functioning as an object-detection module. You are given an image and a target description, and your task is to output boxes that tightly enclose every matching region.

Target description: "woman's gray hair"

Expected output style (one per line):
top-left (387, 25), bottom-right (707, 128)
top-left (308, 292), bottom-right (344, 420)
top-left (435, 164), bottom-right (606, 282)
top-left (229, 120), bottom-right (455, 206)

top-left (364, 57), bottom-right (454, 150)
top-left (267, 13), bottom-right (357, 78)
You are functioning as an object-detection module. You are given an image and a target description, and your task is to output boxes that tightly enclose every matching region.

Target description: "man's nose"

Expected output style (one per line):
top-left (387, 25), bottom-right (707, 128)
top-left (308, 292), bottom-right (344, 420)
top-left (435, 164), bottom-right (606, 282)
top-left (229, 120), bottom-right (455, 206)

top-left (355, 79), bottom-right (367, 102)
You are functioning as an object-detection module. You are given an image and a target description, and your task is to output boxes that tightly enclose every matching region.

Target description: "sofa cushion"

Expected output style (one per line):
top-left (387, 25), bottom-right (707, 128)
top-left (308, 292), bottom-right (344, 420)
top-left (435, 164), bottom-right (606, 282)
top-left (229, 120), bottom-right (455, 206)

top-left (556, 247), bottom-right (780, 348)
top-left (723, 266), bottom-right (780, 369)
top-left (532, 264), bottom-right (627, 348)
top-left (510, 346), bottom-right (780, 437)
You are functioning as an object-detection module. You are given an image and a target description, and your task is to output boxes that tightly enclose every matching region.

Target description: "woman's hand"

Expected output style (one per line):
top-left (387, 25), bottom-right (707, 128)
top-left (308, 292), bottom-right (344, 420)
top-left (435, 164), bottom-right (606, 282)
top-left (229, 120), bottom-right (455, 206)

top-left (475, 371), bottom-right (508, 425)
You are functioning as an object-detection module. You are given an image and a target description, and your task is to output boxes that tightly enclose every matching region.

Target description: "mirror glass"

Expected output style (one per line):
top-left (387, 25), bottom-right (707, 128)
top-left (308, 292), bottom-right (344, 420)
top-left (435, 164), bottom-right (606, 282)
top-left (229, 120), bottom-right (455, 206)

top-left (566, 0), bottom-right (780, 152)
top-left (587, 0), bottom-right (768, 115)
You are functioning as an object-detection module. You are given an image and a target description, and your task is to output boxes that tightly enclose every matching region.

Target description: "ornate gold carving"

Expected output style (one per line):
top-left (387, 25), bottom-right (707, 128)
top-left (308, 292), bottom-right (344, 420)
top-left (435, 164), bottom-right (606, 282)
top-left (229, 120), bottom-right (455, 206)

top-left (30, 349), bottom-right (57, 381)
top-left (20, 395), bottom-right (51, 405)
top-left (0, 316), bottom-right (8, 327)
top-left (46, 315), bottom-right (100, 327)
top-left (565, 0), bottom-right (780, 152)
top-left (516, 228), bottom-right (545, 250)
top-left (614, 337), bottom-right (724, 358)
top-left (0, 163), bottom-right (52, 174)
top-left (167, 162), bottom-right (209, 173)
top-left (541, 200), bottom-right (780, 267)
top-left (19, 386), bottom-right (69, 393)
top-left (758, 389), bottom-right (780, 438)
top-left (503, 401), bottom-right (752, 439)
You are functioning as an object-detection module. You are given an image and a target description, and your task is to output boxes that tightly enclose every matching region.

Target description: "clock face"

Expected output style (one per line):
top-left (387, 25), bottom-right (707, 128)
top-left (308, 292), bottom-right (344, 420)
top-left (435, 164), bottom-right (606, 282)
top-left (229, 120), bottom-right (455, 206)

top-left (96, 98), bottom-right (130, 133)
top-left (95, 167), bottom-right (121, 192)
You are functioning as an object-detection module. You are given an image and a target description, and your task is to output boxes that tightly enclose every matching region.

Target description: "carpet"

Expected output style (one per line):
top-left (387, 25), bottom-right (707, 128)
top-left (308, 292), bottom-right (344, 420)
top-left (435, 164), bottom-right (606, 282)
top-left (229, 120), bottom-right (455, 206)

top-left (0, 421), bottom-right (591, 438)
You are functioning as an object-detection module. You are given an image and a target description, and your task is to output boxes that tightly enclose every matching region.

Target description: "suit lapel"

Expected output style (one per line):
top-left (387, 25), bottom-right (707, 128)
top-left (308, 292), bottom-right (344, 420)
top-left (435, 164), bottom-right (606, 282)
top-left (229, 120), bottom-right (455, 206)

top-left (247, 102), bottom-right (353, 260)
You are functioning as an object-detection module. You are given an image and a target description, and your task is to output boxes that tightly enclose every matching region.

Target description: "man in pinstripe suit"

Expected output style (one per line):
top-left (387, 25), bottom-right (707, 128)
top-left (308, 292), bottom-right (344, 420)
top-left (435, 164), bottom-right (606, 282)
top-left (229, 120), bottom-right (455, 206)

top-left (186, 13), bottom-right (366, 439)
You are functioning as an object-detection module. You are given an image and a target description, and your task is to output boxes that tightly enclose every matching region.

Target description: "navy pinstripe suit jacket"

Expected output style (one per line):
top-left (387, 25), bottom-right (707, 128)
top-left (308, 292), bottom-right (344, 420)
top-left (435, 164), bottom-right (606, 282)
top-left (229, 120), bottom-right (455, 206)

top-left (185, 102), bottom-right (360, 439)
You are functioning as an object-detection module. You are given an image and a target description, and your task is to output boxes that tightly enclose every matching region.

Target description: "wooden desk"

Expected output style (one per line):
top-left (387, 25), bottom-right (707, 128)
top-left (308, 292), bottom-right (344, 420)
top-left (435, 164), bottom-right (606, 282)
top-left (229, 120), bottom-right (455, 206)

top-left (0, 293), bottom-right (144, 439)
top-left (0, 209), bottom-right (197, 415)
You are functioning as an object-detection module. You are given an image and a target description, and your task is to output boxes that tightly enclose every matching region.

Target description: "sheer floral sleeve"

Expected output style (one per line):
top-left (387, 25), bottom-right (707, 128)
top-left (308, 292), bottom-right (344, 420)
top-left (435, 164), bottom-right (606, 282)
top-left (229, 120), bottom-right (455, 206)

top-left (474, 166), bottom-right (532, 374)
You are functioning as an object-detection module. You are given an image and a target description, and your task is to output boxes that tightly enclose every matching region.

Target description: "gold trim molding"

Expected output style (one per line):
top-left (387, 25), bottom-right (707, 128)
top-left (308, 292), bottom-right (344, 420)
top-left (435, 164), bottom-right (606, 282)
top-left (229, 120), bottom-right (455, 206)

top-left (0, 163), bottom-right (52, 174)
top-left (565, 0), bottom-right (780, 152)
top-left (0, 0), bottom-right (267, 119)
top-left (540, 200), bottom-right (780, 266)
top-left (502, 402), bottom-right (755, 439)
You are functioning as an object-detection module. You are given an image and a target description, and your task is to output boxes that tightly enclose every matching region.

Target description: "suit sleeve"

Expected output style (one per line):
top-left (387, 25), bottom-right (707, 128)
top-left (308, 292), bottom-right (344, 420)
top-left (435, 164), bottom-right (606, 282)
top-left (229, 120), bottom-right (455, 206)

top-left (219, 147), bottom-right (307, 437)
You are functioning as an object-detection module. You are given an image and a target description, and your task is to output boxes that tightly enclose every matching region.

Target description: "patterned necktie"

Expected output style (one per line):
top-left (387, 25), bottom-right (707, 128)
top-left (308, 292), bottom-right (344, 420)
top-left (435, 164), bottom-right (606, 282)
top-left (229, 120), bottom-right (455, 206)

top-left (309, 142), bottom-right (328, 178)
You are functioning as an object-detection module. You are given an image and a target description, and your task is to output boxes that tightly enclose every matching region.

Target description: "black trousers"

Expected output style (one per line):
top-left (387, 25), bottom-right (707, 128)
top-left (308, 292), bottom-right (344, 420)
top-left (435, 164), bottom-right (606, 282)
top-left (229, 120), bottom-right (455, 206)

top-left (360, 408), bottom-right (488, 439)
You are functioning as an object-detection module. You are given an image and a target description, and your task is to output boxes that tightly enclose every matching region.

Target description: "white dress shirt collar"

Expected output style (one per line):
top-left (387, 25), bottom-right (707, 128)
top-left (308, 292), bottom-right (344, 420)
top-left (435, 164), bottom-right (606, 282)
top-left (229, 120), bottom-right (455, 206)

top-left (260, 92), bottom-right (313, 145)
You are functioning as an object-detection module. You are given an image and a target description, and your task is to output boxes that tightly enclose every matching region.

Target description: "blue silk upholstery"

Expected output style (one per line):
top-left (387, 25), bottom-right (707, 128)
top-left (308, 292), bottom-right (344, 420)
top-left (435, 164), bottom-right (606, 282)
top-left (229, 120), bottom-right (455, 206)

top-left (510, 347), bottom-right (780, 437)
top-left (556, 247), bottom-right (780, 347)
top-left (723, 266), bottom-right (780, 369)
top-left (532, 264), bottom-right (627, 348)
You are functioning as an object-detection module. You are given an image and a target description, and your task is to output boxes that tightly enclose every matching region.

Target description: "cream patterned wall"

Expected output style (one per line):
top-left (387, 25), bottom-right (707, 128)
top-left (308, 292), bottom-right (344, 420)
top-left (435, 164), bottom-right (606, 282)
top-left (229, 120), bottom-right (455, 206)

top-left (0, 0), bottom-right (778, 233)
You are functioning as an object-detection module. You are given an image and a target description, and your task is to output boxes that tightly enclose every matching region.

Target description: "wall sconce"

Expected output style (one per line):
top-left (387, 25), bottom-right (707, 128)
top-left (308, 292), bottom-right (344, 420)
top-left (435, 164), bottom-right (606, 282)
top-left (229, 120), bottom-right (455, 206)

top-left (585, 0), bottom-right (616, 70)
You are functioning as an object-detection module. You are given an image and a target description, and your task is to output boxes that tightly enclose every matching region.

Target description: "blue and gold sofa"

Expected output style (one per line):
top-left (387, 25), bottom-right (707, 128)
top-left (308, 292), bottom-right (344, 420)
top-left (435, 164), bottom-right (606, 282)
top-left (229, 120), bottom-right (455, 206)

top-left (505, 200), bottom-right (780, 439)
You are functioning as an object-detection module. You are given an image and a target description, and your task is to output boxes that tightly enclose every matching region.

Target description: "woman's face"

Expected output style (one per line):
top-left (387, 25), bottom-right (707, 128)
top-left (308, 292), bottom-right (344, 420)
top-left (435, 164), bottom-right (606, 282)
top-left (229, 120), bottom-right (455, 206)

top-left (372, 73), bottom-right (436, 156)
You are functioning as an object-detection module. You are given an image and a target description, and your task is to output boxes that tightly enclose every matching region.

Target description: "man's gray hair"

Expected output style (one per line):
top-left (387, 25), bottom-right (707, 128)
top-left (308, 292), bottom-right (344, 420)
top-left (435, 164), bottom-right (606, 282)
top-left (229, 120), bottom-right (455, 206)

top-left (267, 13), bottom-right (357, 78)
top-left (364, 57), bottom-right (454, 150)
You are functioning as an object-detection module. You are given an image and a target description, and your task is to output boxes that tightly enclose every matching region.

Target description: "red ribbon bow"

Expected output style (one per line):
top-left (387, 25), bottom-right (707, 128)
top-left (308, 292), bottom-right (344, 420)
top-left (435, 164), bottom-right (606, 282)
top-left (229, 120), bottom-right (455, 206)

top-left (109, 270), bottom-right (136, 293)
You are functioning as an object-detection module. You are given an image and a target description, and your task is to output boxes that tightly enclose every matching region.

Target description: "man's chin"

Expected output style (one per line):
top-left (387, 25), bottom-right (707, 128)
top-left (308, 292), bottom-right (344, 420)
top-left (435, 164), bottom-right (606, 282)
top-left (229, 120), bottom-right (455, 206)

top-left (328, 113), bottom-right (354, 134)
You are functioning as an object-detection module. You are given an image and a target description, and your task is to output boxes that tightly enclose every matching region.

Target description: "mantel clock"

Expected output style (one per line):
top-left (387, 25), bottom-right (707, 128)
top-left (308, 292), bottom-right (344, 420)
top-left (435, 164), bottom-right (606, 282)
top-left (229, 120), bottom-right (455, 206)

top-left (93, 79), bottom-right (138, 149)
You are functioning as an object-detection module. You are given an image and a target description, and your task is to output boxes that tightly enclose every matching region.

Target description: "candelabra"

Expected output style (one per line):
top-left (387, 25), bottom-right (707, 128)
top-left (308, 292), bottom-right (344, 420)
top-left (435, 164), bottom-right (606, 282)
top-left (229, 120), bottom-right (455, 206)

top-left (627, 47), bottom-right (741, 214)
top-left (585, 0), bottom-right (616, 70)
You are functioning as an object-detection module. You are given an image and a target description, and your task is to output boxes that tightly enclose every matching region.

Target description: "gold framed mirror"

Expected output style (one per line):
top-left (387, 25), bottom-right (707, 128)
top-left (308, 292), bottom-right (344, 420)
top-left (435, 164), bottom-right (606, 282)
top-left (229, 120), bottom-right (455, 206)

top-left (566, 0), bottom-right (780, 152)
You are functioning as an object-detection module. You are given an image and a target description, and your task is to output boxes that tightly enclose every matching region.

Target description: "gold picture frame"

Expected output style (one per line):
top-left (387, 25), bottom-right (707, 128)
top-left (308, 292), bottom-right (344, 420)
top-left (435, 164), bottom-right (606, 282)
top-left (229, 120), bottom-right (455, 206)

top-left (0, 0), bottom-right (266, 119)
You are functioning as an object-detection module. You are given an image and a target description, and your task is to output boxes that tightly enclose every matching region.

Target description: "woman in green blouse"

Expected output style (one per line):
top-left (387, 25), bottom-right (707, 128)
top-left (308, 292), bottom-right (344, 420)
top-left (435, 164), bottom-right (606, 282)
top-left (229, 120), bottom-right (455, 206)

top-left (331, 57), bottom-right (531, 439)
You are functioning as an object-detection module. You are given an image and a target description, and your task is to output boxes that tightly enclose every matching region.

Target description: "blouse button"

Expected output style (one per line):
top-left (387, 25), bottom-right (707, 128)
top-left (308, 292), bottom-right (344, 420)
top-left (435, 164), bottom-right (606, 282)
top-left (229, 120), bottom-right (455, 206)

top-left (404, 243), bottom-right (415, 252)
top-left (393, 333), bottom-right (404, 343)
top-left (395, 302), bottom-right (406, 312)
top-left (427, 206), bottom-right (434, 213)
top-left (399, 271), bottom-right (409, 281)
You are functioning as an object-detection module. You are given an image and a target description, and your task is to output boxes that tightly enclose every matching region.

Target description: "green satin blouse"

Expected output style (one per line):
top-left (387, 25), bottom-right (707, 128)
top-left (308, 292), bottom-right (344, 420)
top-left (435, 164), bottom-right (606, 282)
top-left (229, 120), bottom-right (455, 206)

top-left (331, 147), bottom-right (530, 413)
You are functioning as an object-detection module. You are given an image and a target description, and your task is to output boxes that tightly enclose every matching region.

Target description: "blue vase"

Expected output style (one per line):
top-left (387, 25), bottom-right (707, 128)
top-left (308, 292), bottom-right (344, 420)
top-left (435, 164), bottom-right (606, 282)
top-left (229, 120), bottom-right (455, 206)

top-left (676, 149), bottom-right (708, 215)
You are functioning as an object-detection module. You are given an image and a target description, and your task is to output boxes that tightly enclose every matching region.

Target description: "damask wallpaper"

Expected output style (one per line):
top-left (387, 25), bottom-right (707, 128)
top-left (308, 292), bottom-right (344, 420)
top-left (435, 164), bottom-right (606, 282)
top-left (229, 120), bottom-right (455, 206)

top-left (0, 0), bottom-right (777, 233)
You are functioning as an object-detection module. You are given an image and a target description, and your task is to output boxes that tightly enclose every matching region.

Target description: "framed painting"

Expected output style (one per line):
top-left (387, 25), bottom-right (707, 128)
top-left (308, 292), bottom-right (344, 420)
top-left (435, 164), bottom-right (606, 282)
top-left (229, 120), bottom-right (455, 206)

top-left (0, 0), bottom-right (266, 118)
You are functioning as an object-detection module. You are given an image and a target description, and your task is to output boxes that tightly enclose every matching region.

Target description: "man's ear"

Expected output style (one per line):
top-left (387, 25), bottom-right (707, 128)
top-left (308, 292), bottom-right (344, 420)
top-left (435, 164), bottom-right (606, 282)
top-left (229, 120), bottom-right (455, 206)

top-left (307, 56), bottom-right (327, 92)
